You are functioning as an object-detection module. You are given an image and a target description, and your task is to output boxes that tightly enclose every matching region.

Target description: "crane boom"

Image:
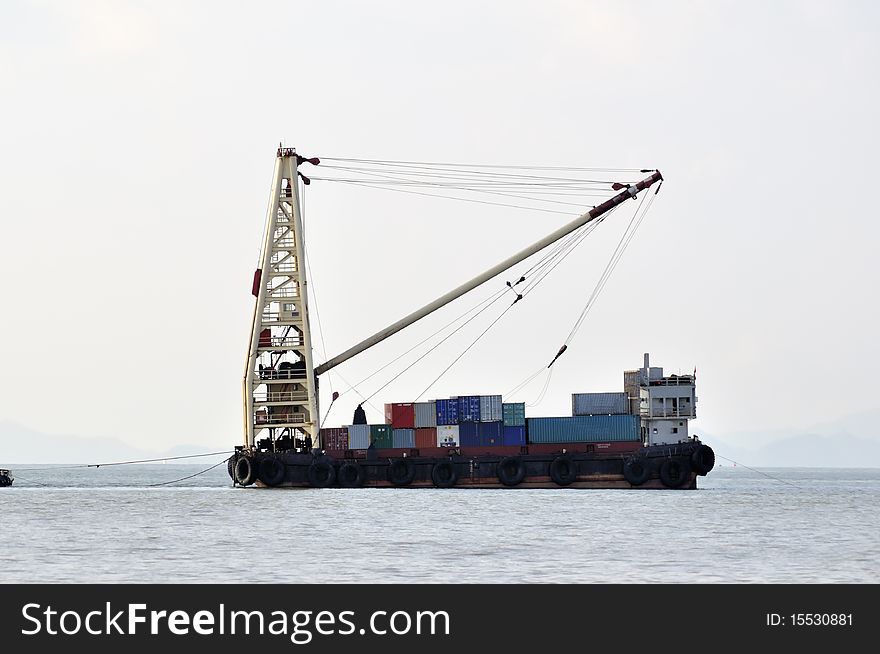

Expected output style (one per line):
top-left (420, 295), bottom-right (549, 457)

top-left (314, 170), bottom-right (663, 376)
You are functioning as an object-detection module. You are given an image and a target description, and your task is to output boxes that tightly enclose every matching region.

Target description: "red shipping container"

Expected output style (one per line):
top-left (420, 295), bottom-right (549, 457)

top-left (414, 428), bottom-right (437, 449)
top-left (320, 427), bottom-right (349, 451)
top-left (383, 403), bottom-right (415, 429)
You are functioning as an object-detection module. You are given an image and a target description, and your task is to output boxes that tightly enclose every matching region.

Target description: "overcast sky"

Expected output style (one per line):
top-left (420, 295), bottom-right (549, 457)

top-left (1, 0), bottom-right (878, 453)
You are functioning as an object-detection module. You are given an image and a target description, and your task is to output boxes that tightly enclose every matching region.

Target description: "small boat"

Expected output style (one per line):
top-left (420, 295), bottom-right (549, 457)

top-left (0, 469), bottom-right (13, 487)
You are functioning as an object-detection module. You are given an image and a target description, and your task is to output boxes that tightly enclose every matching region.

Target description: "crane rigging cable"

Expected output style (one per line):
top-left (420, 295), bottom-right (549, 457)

top-left (334, 208), bottom-right (611, 406)
top-left (305, 158), bottom-right (658, 415)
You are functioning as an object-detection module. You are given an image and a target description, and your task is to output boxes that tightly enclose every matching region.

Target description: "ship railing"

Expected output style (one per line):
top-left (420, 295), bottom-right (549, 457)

top-left (254, 370), bottom-right (308, 382)
top-left (255, 412), bottom-right (306, 425)
top-left (648, 377), bottom-right (695, 386)
top-left (640, 408), bottom-right (697, 418)
top-left (258, 336), bottom-right (304, 349)
top-left (253, 390), bottom-right (309, 403)
top-left (260, 311), bottom-right (300, 323)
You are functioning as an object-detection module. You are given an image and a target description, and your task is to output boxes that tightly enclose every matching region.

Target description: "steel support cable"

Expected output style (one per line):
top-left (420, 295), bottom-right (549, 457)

top-left (320, 157), bottom-right (647, 173)
top-left (321, 162), bottom-right (624, 187)
top-left (527, 367), bottom-right (554, 407)
top-left (413, 300), bottom-right (518, 402)
top-left (336, 286), bottom-right (509, 401)
top-left (361, 290), bottom-right (512, 403)
top-left (147, 458), bottom-right (231, 487)
top-left (328, 215), bottom-right (599, 409)
top-left (315, 164), bottom-right (625, 190)
top-left (313, 166), bottom-right (613, 208)
top-left (564, 188), bottom-right (657, 346)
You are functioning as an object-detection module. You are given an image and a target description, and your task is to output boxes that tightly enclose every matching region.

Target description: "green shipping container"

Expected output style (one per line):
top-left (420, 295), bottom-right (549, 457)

top-left (370, 424), bottom-right (393, 448)
top-left (502, 402), bottom-right (526, 427)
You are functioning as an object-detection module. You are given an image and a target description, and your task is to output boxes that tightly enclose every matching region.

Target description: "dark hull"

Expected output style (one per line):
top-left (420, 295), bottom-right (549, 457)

top-left (229, 442), bottom-right (713, 490)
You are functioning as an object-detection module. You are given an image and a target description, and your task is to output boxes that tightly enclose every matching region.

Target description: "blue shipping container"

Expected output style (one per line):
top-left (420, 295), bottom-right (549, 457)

top-left (502, 402), bottom-right (526, 427)
top-left (392, 428), bottom-right (415, 448)
top-left (458, 396), bottom-right (482, 422)
top-left (436, 399), bottom-right (460, 425)
top-left (502, 425), bottom-right (526, 446)
top-left (459, 422), bottom-right (480, 446)
top-left (526, 415), bottom-right (640, 443)
top-left (478, 421), bottom-right (503, 446)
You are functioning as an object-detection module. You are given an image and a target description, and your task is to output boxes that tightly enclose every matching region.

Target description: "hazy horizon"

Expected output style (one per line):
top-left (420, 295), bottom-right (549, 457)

top-left (2, 1), bottom-right (878, 458)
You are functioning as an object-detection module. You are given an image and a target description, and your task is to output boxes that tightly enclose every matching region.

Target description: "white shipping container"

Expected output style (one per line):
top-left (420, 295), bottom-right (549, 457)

top-left (479, 395), bottom-right (503, 422)
top-left (348, 424), bottom-right (371, 449)
top-left (414, 401), bottom-right (437, 428)
top-left (572, 392), bottom-right (629, 416)
top-left (436, 425), bottom-right (460, 447)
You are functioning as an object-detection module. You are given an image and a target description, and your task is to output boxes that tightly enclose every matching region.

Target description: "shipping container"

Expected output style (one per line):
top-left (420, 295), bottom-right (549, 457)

top-left (348, 424), bottom-right (371, 449)
top-left (457, 395), bottom-right (482, 422)
top-left (479, 395), bottom-right (503, 422)
top-left (414, 427), bottom-right (437, 449)
top-left (414, 401), bottom-right (437, 428)
top-left (320, 427), bottom-right (349, 451)
top-left (502, 425), bottom-right (526, 446)
top-left (436, 424), bottom-right (459, 447)
top-left (435, 398), bottom-right (460, 425)
top-left (478, 420), bottom-right (503, 446)
top-left (526, 415), bottom-right (641, 443)
top-left (502, 402), bottom-right (526, 427)
top-left (459, 422), bottom-right (480, 446)
top-left (370, 424), bottom-right (394, 448)
top-left (384, 402), bottom-right (415, 428)
top-left (572, 392), bottom-right (629, 416)
top-left (392, 428), bottom-right (415, 449)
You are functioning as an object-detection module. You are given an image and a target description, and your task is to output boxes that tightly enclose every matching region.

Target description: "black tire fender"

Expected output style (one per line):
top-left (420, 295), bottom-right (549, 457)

top-left (233, 456), bottom-right (258, 486)
top-left (307, 460), bottom-right (336, 488)
top-left (623, 457), bottom-right (651, 486)
top-left (691, 444), bottom-right (715, 476)
top-left (431, 461), bottom-right (458, 488)
top-left (258, 457), bottom-right (286, 487)
top-left (338, 462), bottom-right (365, 488)
top-left (497, 456), bottom-right (526, 487)
top-left (659, 458), bottom-right (691, 488)
top-left (387, 458), bottom-right (416, 486)
top-left (549, 455), bottom-right (578, 486)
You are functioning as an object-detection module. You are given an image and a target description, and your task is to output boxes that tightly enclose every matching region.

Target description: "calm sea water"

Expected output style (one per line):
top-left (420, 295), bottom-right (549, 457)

top-left (2, 463), bottom-right (877, 583)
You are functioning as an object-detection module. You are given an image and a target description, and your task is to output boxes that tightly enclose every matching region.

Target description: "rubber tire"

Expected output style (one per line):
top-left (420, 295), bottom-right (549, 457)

top-left (691, 444), bottom-right (715, 476)
top-left (307, 460), bottom-right (336, 488)
top-left (549, 455), bottom-right (578, 486)
top-left (497, 456), bottom-right (526, 487)
top-left (258, 457), bottom-right (286, 486)
top-left (431, 461), bottom-right (458, 488)
top-left (227, 455), bottom-right (236, 481)
top-left (623, 457), bottom-right (651, 486)
top-left (387, 458), bottom-right (416, 486)
top-left (234, 456), bottom-right (258, 486)
top-left (659, 458), bottom-right (691, 488)
top-left (338, 462), bottom-right (364, 488)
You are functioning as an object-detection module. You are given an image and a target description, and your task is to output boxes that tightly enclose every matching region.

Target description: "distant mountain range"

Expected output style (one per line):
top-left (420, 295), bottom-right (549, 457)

top-left (2, 408), bottom-right (879, 467)
top-left (696, 408), bottom-right (880, 468)
top-left (0, 421), bottom-right (227, 465)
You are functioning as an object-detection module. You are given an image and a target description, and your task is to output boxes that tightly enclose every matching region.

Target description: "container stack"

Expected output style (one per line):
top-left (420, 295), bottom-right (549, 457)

top-left (336, 386), bottom-right (641, 450)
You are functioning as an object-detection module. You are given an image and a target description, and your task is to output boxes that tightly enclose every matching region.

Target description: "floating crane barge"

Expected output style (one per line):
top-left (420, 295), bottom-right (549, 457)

top-left (229, 148), bottom-right (715, 489)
